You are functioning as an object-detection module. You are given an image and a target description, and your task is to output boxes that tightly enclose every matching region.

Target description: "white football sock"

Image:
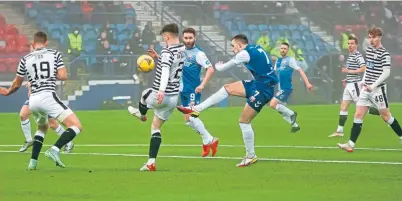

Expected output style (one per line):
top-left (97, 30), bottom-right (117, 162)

top-left (348, 140), bottom-right (355, 148)
top-left (54, 125), bottom-right (73, 147)
top-left (336, 126), bottom-right (344, 133)
top-left (282, 115), bottom-right (299, 127)
top-left (21, 119), bottom-right (32, 142)
top-left (239, 123), bottom-right (255, 158)
top-left (147, 158), bottom-right (155, 165)
top-left (188, 117), bottom-right (213, 144)
top-left (194, 87), bottom-right (228, 112)
top-left (275, 104), bottom-right (294, 117)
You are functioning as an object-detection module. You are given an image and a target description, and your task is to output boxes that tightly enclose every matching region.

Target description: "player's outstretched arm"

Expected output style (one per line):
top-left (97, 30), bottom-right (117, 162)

top-left (0, 76), bottom-right (24, 96)
top-left (148, 48), bottom-right (160, 59)
top-left (289, 57), bottom-right (313, 91)
top-left (215, 50), bottom-right (250, 71)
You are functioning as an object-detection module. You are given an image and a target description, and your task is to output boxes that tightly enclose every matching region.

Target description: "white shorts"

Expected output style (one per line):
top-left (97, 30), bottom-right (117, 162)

top-left (342, 82), bottom-right (361, 102)
top-left (29, 92), bottom-right (73, 125)
top-left (141, 88), bottom-right (179, 121)
top-left (356, 85), bottom-right (389, 110)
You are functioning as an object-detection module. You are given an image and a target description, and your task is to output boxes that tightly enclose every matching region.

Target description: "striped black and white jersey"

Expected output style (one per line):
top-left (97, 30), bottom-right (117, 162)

top-left (152, 44), bottom-right (185, 95)
top-left (346, 51), bottom-right (365, 83)
top-left (17, 48), bottom-right (65, 94)
top-left (364, 46), bottom-right (391, 87)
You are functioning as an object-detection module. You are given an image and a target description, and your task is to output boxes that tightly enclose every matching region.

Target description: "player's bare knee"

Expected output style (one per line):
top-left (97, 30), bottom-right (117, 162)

top-left (379, 109), bottom-right (391, 122)
top-left (48, 119), bottom-right (58, 129)
top-left (184, 114), bottom-right (190, 122)
top-left (269, 99), bottom-right (278, 109)
top-left (340, 101), bottom-right (350, 112)
top-left (38, 124), bottom-right (48, 133)
top-left (239, 115), bottom-right (252, 124)
top-left (223, 84), bottom-right (232, 94)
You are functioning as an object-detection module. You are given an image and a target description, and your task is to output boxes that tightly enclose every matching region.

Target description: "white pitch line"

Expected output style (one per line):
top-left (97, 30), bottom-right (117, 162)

top-left (1, 150), bottom-right (402, 165)
top-left (0, 144), bottom-right (401, 151)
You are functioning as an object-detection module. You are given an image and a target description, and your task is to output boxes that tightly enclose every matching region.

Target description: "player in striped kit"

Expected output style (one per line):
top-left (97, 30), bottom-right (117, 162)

top-left (18, 82), bottom-right (74, 153)
top-left (338, 27), bottom-right (402, 152)
top-left (0, 31), bottom-right (83, 169)
top-left (128, 23), bottom-right (186, 171)
top-left (330, 36), bottom-right (367, 137)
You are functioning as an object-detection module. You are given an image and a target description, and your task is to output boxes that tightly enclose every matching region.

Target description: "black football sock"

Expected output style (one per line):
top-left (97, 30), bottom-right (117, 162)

top-left (350, 119), bottom-right (363, 143)
top-left (388, 118), bottom-right (402, 137)
top-left (54, 128), bottom-right (77, 149)
top-left (339, 114), bottom-right (348, 127)
top-left (31, 135), bottom-right (44, 160)
top-left (149, 132), bottom-right (162, 158)
top-left (139, 102), bottom-right (149, 116)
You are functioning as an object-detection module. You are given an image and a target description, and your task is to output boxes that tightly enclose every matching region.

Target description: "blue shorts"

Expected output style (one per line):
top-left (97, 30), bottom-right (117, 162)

top-left (274, 89), bottom-right (292, 103)
top-left (243, 80), bottom-right (274, 113)
top-left (23, 100), bottom-right (53, 118)
top-left (180, 92), bottom-right (201, 107)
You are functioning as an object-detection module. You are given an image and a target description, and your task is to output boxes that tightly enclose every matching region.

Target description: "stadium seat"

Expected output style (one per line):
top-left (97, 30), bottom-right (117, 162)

top-left (5, 24), bottom-right (18, 35)
top-left (0, 60), bottom-right (7, 72)
top-left (251, 31), bottom-right (260, 42)
top-left (258, 24), bottom-right (268, 32)
top-left (82, 24), bottom-right (94, 32)
top-left (248, 24), bottom-right (258, 31)
top-left (17, 35), bottom-right (28, 46)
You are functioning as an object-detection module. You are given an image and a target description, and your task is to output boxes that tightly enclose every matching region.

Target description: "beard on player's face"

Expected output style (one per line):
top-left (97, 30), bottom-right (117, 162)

top-left (184, 41), bottom-right (195, 48)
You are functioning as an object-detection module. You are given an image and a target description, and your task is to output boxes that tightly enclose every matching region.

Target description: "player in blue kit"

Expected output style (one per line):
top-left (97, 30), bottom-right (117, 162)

top-left (269, 42), bottom-right (313, 133)
top-left (177, 34), bottom-right (278, 167)
top-left (181, 28), bottom-right (219, 157)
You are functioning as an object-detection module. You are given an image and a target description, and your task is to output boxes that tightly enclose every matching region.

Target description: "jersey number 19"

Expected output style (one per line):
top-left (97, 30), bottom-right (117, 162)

top-left (33, 61), bottom-right (51, 79)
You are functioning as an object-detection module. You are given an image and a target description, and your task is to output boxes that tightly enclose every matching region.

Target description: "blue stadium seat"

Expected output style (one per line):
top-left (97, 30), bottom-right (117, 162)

top-left (278, 25), bottom-right (288, 32)
top-left (241, 30), bottom-right (251, 40)
top-left (83, 24), bottom-right (94, 32)
top-left (83, 30), bottom-right (98, 40)
top-left (305, 41), bottom-right (314, 51)
top-left (248, 24), bottom-right (258, 31)
top-left (258, 24), bottom-right (268, 32)
top-left (288, 24), bottom-right (298, 31)
top-left (231, 30), bottom-right (239, 37)
top-left (117, 33), bottom-right (129, 44)
top-left (116, 24), bottom-right (127, 33)
top-left (224, 20), bottom-right (233, 30)
top-left (84, 42), bottom-right (97, 53)
top-left (110, 44), bottom-right (119, 52)
top-left (291, 30), bottom-right (301, 40)
top-left (51, 29), bottom-right (62, 40)
top-left (251, 31), bottom-right (260, 42)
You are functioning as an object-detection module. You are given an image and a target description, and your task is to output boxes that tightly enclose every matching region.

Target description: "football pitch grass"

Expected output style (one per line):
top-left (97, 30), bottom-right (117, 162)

top-left (1, 104), bottom-right (402, 201)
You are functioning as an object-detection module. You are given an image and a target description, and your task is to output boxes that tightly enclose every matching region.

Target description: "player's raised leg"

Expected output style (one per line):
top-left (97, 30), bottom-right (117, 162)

top-left (269, 93), bottom-right (299, 133)
top-left (28, 112), bottom-right (49, 170)
top-left (330, 100), bottom-right (351, 137)
top-left (19, 102), bottom-right (33, 152)
top-left (48, 117), bottom-right (74, 153)
top-left (177, 81), bottom-right (244, 116)
top-left (128, 88), bottom-right (151, 122)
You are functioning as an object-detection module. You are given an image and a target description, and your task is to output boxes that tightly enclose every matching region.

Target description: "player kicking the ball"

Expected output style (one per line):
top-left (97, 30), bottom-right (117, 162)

top-left (337, 27), bottom-right (402, 152)
top-left (177, 34), bottom-right (278, 167)
top-left (0, 31), bottom-right (83, 170)
top-left (127, 23), bottom-right (186, 171)
top-left (269, 42), bottom-right (313, 133)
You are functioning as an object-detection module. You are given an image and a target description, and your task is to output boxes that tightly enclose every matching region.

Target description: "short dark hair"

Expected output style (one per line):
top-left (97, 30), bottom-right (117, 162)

top-left (160, 23), bottom-right (179, 36)
top-left (182, 27), bottom-right (196, 36)
top-left (280, 42), bottom-right (289, 47)
top-left (232, 34), bottom-right (248, 44)
top-left (368, 26), bottom-right (382, 37)
top-left (348, 36), bottom-right (359, 44)
top-left (33, 31), bottom-right (47, 44)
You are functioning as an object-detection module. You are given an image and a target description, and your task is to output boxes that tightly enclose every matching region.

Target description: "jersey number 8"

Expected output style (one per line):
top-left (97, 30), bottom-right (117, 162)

top-left (33, 61), bottom-right (51, 79)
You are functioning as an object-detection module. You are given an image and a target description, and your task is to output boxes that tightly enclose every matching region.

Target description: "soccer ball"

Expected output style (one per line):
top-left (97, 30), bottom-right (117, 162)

top-left (137, 55), bottom-right (155, 72)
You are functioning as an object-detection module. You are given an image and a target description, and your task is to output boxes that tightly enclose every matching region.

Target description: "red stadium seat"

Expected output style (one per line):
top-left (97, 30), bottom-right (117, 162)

top-left (5, 24), bottom-right (18, 35)
top-left (17, 35), bottom-right (28, 46)
top-left (17, 44), bottom-right (29, 54)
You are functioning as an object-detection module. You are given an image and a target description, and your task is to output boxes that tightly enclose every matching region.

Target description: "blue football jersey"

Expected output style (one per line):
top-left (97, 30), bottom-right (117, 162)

top-left (233, 44), bottom-right (278, 85)
top-left (275, 56), bottom-right (300, 90)
top-left (181, 46), bottom-right (212, 93)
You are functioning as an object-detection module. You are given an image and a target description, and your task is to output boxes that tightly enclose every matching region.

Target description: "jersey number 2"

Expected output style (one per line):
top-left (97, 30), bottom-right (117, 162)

top-left (257, 48), bottom-right (270, 65)
top-left (33, 61), bottom-right (50, 79)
